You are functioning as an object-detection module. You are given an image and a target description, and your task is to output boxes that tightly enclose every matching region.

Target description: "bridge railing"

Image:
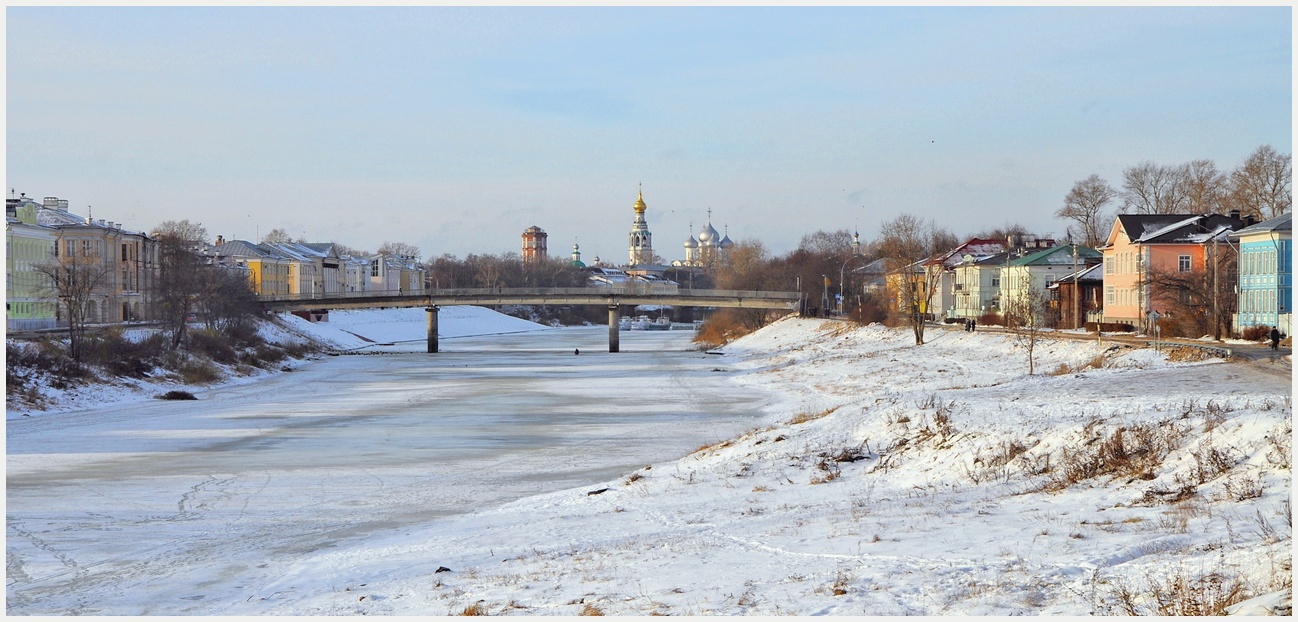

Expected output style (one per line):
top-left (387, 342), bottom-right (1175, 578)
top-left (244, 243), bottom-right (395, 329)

top-left (259, 285), bottom-right (802, 303)
top-left (258, 289), bottom-right (423, 303)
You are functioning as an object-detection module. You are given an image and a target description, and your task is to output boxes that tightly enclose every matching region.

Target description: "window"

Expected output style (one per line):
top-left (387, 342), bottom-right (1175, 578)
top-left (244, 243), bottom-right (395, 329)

top-left (1105, 256), bottom-right (1113, 274)
top-left (1106, 285), bottom-right (1115, 305)
top-left (1178, 255), bottom-right (1192, 272)
top-left (991, 276), bottom-right (1000, 288)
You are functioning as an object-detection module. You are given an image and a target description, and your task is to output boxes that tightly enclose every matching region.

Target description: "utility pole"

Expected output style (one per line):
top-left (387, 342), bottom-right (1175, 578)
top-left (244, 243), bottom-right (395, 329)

top-left (1072, 244), bottom-right (1080, 329)
top-left (1212, 236), bottom-right (1221, 341)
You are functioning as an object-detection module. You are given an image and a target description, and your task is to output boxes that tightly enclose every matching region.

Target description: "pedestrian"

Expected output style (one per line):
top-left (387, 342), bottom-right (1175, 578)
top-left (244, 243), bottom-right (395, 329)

top-left (964, 318), bottom-right (971, 332)
top-left (1269, 327), bottom-right (1281, 351)
top-left (970, 318), bottom-right (977, 332)
top-left (575, 348), bottom-right (581, 356)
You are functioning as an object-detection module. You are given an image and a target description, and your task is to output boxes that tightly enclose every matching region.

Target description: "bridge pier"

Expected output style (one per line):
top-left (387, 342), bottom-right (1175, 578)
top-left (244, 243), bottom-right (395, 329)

top-left (426, 306), bottom-right (439, 353)
top-left (608, 305), bottom-right (620, 353)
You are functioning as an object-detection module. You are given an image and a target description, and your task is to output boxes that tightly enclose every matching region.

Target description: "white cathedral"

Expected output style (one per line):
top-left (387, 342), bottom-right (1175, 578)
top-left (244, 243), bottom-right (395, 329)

top-left (625, 188), bottom-right (732, 270)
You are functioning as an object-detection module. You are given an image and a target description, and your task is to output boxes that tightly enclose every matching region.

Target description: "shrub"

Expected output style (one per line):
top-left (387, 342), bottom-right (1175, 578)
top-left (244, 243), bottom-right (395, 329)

top-left (7, 339), bottom-right (90, 389)
top-left (83, 330), bottom-right (169, 377)
top-left (848, 293), bottom-right (889, 325)
top-left (1044, 422), bottom-right (1186, 492)
top-left (459, 602), bottom-right (488, 616)
top-left (222, 319), bottom-right (265, 349)
top-left (188, 329), bottom-right (238, 364)
top-left (977, 311), bottom-right (1004, 327)
top-left (693, 310), bottom-right (753, 349)
top-left (1239, 325), bottom-right (1271, 341)
top-left (178, 358), bottom-right (223, 385)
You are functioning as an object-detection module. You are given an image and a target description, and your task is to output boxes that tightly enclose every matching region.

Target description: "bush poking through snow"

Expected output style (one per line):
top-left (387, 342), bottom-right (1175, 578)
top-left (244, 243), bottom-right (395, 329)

top-left (457, 602), bottom-right (488, 616)
top-left (1107, 568), bottom-right (1253, 616)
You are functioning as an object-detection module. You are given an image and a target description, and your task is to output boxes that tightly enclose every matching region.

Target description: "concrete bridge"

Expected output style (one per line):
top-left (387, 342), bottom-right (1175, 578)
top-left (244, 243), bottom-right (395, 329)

top-left (259, 285), bottom-right (801, 353)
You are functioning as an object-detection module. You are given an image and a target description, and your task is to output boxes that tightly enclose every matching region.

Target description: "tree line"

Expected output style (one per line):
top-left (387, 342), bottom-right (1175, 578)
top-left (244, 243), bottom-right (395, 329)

top-left (1057, 144), bottom-right (1290, 247)
top-left (34, 144), bottom-right (1289, 361)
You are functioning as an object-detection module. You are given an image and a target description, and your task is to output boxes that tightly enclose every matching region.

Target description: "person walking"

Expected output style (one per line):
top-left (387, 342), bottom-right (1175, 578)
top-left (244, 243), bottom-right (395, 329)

top-left (1269, 327), bottom-right (1281, 351)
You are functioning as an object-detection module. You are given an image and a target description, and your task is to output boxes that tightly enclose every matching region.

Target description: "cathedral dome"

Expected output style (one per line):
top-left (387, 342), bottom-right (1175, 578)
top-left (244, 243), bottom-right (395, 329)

top-left (683, 235), bottom-right (699, 249)
top-left (633, 191), bottom-right (647, 215)
top-left (719, 233), bottom-right (734, 249)
top-left (699, 223), bottom-right (720, 245)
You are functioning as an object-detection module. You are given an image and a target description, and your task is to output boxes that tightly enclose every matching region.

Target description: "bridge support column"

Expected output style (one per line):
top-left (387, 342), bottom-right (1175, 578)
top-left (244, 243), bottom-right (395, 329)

top-left (426, 306), bottom-right (439, 353)
top-left (608, 305), bottom-right (620, 353)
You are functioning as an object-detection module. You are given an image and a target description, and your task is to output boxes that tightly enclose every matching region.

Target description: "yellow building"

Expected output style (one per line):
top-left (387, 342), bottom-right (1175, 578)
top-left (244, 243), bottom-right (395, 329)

top-left (209, 239), bottom-right (292, 296)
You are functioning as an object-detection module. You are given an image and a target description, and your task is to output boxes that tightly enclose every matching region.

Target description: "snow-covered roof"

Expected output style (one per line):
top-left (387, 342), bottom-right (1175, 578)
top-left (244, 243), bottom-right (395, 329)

top-left (1114, 213), bottom-right (1245, 246)
top-left (1008, 244), bottom-right (1101, 267)
top-left (1229, 212), bottom-right (1292, 238)
top-left (1045, 262), bottom-right (1104, 288)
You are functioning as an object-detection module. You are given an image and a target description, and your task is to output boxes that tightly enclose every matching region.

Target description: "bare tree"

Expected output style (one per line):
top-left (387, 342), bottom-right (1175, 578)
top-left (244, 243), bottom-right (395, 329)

top-left (1143, 245), bottom-right (1237, 340)
top-left (193, 266), bottom-right (261, 335)
top-left (331, 242), bottom-right (371, 258)
top-left (377, 241), bottom-right (422, 261)
top-left (151, 220), bottom-right (209, 349)
top-left (1227, 144), bottom-right (1292, 220)
top-left (33, 241), bottom-right (113, 362)
top-left (1057, 174), bottom-right (1116, 247)
top-left (877, 214), bottom-right (947, 345)
top-left (974, 222), bottom-right (1031, 245)
top-left (1121, 161), bottom-right (1188, 214)
top-left (1180, 159), bottom-right (1229, 215)
top-left (1003, 284), bottom-right (1050, 375)
top-left (715, 239), bottom-right (775, 329)
top-left (261, 228), bottom-right (292, 245)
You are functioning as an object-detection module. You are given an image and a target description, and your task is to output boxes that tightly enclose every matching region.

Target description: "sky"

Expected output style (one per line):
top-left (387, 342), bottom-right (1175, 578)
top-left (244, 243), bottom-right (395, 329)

top-left (6, 5), bottom-right (1292, 261)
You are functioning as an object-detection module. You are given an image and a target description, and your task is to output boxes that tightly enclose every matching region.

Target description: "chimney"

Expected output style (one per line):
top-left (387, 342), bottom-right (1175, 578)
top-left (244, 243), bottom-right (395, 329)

top-left (1245, 215), bottom-right (1257, 227)
top-left (58, 199), bottom-right (69, 211)
top-left (215, 235), bottom-right (225, 247)
top-left (43, 197), bottom-right (58, 208)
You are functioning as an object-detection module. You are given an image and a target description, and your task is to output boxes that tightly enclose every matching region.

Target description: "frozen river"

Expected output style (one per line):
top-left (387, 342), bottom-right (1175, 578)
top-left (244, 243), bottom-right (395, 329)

top-left (6, 327), bottom-right (770, 615)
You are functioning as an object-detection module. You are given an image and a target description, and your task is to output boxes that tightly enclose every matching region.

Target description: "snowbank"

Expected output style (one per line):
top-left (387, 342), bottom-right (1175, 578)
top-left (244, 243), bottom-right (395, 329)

top-left (244, 318), bottom-right (1292, 615)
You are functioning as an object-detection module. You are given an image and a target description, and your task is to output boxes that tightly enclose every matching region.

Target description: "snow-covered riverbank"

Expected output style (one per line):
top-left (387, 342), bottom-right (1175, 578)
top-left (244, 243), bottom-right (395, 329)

top-left (6, 306), bottom-right (550, 419)
top-left (7, 313), bottom-right (1291, 615)
top-left (250, 316), bottom-right (1292, 616)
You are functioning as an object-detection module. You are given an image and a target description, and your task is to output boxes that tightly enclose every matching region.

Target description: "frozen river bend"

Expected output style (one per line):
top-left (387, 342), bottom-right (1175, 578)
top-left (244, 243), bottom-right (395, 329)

top-left (6, 326), bottom-right (767, 615)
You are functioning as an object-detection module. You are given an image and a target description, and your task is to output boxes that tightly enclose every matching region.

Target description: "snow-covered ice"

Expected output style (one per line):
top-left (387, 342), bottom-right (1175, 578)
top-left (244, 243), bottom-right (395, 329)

top-left (6, 311), bottom-right (1292, 615)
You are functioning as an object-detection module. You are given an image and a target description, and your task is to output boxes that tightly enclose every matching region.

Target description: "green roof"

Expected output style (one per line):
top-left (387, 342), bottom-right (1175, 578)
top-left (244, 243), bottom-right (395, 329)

top-left (1007, 244), bottom-right (1100, 267)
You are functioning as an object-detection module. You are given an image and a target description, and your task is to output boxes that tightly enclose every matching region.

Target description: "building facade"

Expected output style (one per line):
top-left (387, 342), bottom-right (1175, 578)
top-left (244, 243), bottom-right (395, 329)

top-left (1230, 212), bottom-right (1292, 335)
top-left (6, 196), bottom-right (58, 330)
top-left (1100, 213), bottom-right (1245, 330)
top-left (522, 225), bottom-right (548, 264)
top-left (34, 197), bottom-right (157, 325)
top-left (1000, 244), bottom-right (1101, 324)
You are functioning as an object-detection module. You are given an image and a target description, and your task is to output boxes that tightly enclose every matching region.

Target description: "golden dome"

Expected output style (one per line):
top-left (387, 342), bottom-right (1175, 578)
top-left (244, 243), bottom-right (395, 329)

top-left (633, 191), bottom-right (647, 214)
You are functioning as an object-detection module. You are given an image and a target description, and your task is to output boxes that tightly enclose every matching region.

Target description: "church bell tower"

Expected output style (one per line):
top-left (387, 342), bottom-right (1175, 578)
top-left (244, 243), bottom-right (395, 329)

top-left (628, 186), bottom-right (654, 266)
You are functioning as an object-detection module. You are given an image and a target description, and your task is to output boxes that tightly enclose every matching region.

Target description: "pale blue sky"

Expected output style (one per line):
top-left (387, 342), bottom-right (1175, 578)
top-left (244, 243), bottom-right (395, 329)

top-left (7, 6), bottom-right (1291, 261)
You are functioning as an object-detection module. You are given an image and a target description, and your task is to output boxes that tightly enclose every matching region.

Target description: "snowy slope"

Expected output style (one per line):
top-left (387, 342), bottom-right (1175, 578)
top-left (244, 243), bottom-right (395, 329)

top-left (240, 318), bottom-right (1292, 616)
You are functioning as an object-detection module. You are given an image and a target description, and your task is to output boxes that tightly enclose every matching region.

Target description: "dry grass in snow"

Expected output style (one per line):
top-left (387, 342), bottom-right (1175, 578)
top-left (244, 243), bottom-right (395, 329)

top-left (252, 317), bottom-right (1291, 616)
